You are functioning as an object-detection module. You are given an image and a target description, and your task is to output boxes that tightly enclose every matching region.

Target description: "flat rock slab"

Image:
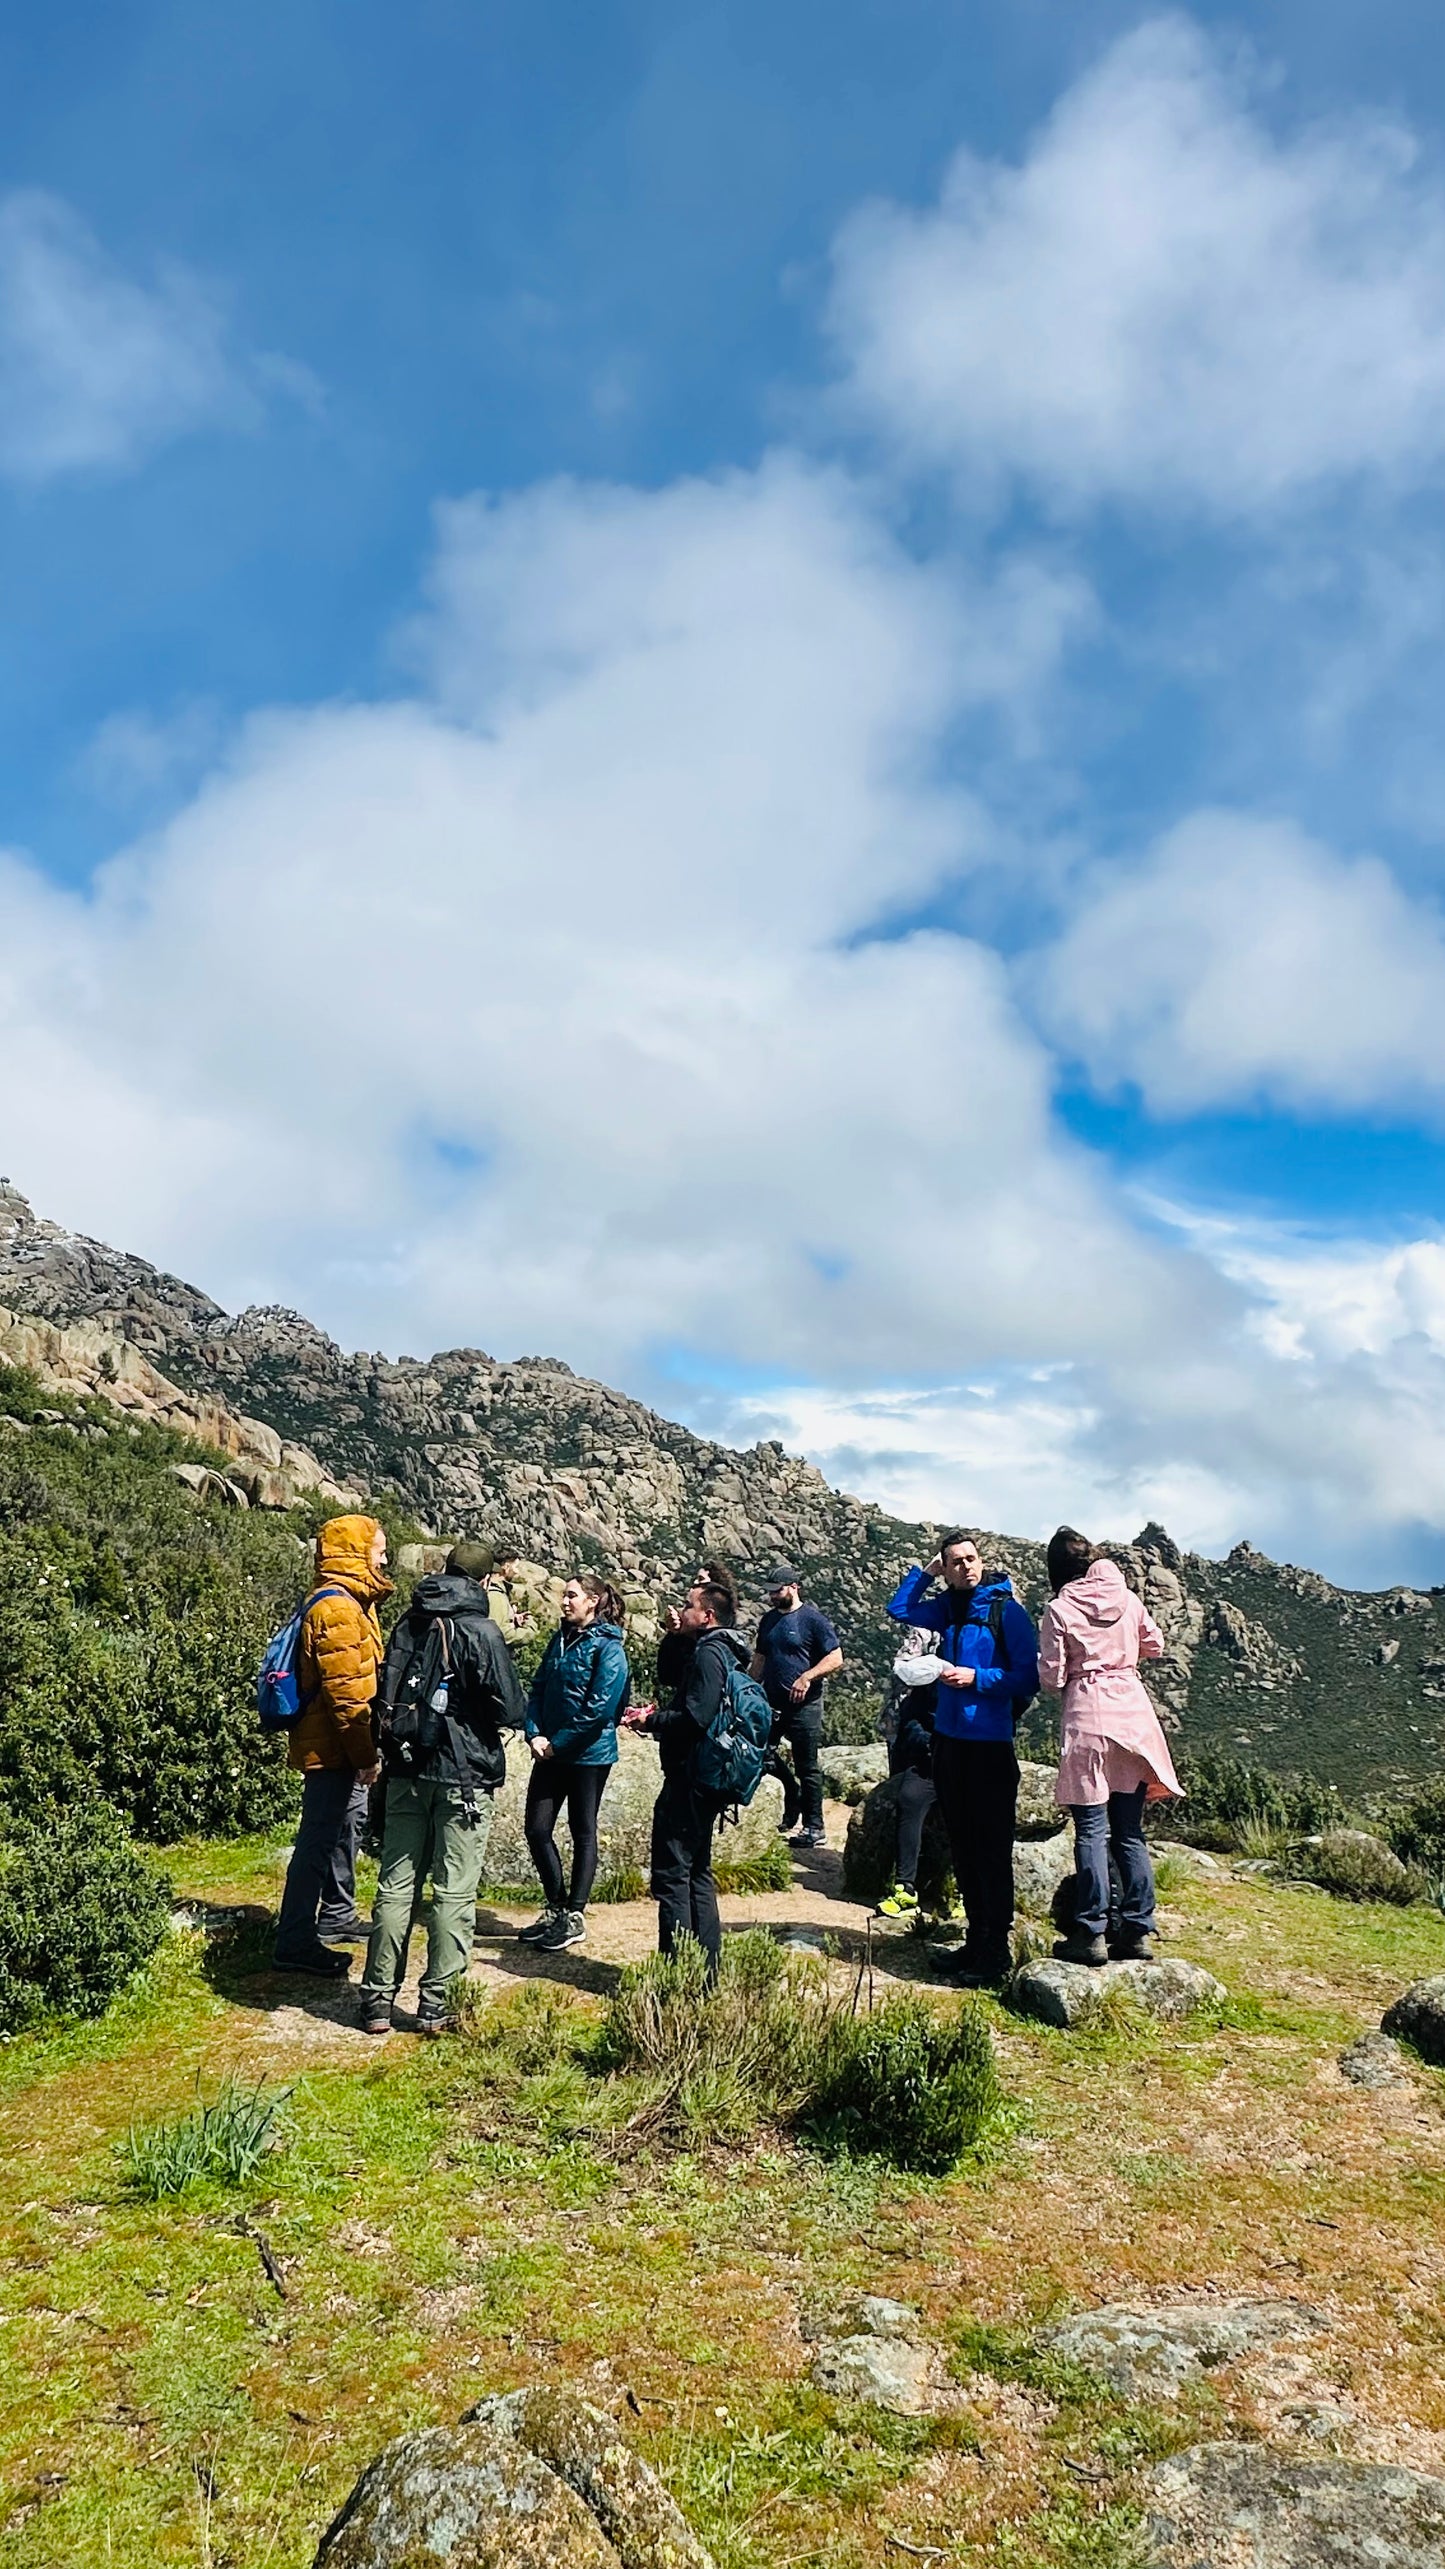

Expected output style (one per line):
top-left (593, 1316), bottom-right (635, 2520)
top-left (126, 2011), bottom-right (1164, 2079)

top-left (315, 2388), bottom-right (715, 2569)
top-left (1041, 2300), bottom-right (1324, 2399)
top-left (1007, 1956), bottom-right (1226, 2029)
top-left (1383, 1978), bottom-right (1445, 2065)
top-left (1147, 2444), bottom-right (1445, 2567)
top-left (1339, 2032), bottom-right (1411, 2089)
top-left (809, 2333), bottom-right (938, 2414)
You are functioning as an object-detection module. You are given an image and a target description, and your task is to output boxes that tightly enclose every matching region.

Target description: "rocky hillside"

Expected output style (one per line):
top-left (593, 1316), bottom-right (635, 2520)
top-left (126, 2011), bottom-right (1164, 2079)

top-left (2, 1179), bottom-right (1442, 1799)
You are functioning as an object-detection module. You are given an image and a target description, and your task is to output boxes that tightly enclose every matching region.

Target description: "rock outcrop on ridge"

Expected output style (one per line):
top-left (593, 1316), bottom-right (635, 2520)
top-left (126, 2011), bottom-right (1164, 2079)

top-left (2, 1179), bottom-right (1443, 1795)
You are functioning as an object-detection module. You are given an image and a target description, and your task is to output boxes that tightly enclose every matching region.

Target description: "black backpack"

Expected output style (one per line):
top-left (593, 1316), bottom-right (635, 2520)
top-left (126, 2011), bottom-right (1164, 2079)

top-left (377, 1617), bottom-right (485, 1826)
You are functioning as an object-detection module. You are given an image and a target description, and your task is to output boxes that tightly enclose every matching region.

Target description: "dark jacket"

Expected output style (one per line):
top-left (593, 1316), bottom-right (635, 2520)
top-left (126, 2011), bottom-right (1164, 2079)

top-left (648, 1624), bottom-right (751, 1779)
top-left (885, 1567), bottom-right (1039, 1746)
top-left (526, 1618), bottom-right (630, 1767)
top-left (377, 1573), bottom-right (525, 1791)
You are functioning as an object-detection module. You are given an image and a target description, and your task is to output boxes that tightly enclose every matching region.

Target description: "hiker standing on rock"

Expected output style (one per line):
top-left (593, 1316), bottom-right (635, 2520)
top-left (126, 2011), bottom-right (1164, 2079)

top-left (520, 1577), bottom-right (631, 1953)
top-left (360, 1540), bottom-right (526, 2036)
top-left (751, 1567), bottom-right (843, 1852)
top-left (625, 1568), bottom-right (756, 1981)
top-left (886, 1534), bottom-right (1039, 1987)
top-left (1038, 1527), bottom-right (1181, 1967)
top-left (272, 1513), bottom-right (391, 1977)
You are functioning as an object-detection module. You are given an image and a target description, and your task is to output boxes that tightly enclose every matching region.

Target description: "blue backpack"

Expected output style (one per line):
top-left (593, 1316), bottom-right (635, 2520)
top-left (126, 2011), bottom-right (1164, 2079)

top-left (256, 1587), bottom-right (347, 1731)
top-left (693, 1646), bottom-right (773, 1806)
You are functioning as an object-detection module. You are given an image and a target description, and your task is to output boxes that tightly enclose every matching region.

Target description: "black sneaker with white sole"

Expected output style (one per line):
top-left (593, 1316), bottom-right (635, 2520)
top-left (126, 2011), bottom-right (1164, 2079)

top-left (535, 1909), bottom-right (587, 1952)
top-left (517, 1909), bottom-right (561, 1945)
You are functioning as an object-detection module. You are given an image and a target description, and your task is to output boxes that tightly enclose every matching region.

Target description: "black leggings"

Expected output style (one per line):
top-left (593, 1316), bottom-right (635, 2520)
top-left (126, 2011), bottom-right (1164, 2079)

top-left (524, 1761), bottom-right (611, 1911)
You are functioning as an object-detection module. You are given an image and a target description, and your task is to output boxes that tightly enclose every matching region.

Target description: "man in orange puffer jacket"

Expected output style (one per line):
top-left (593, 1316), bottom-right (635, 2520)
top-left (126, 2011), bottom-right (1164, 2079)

top-left (272, 1513), bottom-right (393, 1976)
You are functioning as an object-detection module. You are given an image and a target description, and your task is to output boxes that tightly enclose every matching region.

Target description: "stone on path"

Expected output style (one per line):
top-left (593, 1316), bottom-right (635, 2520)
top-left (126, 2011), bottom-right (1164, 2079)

top-left (314, 2388), bottom-right (715, 2569)
top-left (1146, 2445), bottom-right (1445, 2568)
top-left (1382, 1978), bottom-right (1445, 2066)
top-left (807, 2292), bottom-right (941, 2414)
top-left (1039, 2300), bottom-right (1324, 2400)
top-left (1338, 2031), bottom-right (1411, 2089)
top-left (1006, 1956), bottom-right (1226, 2029)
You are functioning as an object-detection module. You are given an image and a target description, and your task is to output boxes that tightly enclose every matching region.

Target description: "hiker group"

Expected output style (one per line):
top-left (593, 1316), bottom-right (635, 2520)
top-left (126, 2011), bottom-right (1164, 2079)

top-left (262, 1512), bottom-right (1180, 2032)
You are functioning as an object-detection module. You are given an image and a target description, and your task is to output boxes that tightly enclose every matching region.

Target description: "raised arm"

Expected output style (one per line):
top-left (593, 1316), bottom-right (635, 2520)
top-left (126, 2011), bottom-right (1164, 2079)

top-left (885, 1565), bottom-right (946, 1630)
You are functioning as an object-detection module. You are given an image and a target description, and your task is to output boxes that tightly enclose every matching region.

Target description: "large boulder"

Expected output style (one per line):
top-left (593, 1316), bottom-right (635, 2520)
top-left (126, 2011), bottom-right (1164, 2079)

top-left (1040, 2300), bottom-right (1323, 2400)
top-left (1006, 1957), bottom-right (1225, 2029)
top-left (817, 1743), bottom-right (888, 1804)
top-left (1146, 2445), bottom-right (1445, 2567)
top-left (315, 2388), bottom-right (715, 2569)
top-left (843, 1762), bottom-right (1065, 1910)
top-left (484, 1730), bottom-right (784, 1892)
top-left (1382, 1977), bottom-right (1445, 2064)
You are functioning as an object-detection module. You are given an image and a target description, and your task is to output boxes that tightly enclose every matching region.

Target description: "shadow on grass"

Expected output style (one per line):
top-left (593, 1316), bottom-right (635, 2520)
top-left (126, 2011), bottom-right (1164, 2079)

top-left (199, 1905), bottom-right (363, 2025)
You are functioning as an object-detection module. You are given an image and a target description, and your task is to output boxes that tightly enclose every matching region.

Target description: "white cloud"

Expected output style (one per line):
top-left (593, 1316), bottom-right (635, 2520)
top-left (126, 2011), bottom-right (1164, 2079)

top-left (827, 15), bottom-right (1445, 515)
top-left (0, 190), bottom-right (312, 483)
top-left (1037, 810), bottom-right (1445, 1116)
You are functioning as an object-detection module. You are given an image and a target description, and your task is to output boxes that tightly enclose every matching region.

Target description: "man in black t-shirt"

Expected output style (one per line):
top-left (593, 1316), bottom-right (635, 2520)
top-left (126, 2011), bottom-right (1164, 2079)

top-left (751, 1568), bottom-right (843, 1849)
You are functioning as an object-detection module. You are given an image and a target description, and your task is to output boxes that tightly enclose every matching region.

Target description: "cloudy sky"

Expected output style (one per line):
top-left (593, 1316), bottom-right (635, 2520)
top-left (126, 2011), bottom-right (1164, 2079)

top-left (3, 2), bottom-right (1445, 1584)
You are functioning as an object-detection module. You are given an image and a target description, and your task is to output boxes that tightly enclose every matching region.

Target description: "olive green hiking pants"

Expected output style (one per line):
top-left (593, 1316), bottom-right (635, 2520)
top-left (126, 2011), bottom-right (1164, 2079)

top-left (361, 1776), bottom-right (493, 2012)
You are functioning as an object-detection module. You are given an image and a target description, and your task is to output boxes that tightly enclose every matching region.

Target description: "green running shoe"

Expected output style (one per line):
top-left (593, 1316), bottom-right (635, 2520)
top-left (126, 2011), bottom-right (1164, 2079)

top-left (875, 1883), bottom-right (919, 1918)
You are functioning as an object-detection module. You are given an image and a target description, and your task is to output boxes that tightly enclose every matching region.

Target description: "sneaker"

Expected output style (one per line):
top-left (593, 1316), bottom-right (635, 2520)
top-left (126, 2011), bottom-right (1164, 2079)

top-left (517, 1909), bottom-right (561, 1944)
top-left (875, 1884), bottom-right (919, 1919)
top-left (415, 2005), bottom-right (455, 2039)
top-left (788, 1826), bottom-right (826, 1850)
top-left (535, 1909), bottom-right (587, 1952)
top-left (359, 1993), bottom-right (393, 2036)
top-left (318, 1912), bottom-right (370, 1942)
top-left (273, 1949), bottom-right (351, 1978)
top-left (1053, 1931), bottom-right (1109, 1967)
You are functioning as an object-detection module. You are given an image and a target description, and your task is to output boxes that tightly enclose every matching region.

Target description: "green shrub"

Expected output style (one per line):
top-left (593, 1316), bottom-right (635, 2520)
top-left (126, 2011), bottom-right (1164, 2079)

top-left (597, 1929), bottom-right (839, 2141)
top-left (1305, 1828), bottom-right (1419, 1906)
top-left (809, 1993), bottom-right (1001, 2173)
top-left (0, 1802), bottom-right (171, 2031)
top-left (714, 1837), bottom-right (791, 1894)
top-left (1161, 1753), bottom-right (1345, 1852)
top-left (121, 2074), bottom-right (291, 2198)
top-left (1389, 1782), bottom-right (1445, 1885)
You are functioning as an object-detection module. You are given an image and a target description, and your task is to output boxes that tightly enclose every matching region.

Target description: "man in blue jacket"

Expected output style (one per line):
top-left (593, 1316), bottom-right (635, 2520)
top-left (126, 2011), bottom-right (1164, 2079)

top-left (886, 1530), bottom-right (1039, 1986)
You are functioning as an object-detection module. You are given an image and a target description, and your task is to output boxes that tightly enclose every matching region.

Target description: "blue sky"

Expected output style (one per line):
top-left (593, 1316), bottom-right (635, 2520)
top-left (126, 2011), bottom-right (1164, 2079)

top-left (5, 2), bottom-right (1445, 1582)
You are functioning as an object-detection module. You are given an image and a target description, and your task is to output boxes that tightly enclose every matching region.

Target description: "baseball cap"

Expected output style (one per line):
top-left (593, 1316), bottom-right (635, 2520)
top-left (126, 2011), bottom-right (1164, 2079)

top-left (761, 1564), bottom-right (800, 1589)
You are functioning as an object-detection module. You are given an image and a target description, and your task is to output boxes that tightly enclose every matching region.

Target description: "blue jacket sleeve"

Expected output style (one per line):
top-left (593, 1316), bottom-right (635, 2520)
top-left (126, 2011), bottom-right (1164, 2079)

top-left (971, 1599), bottom-right (1040, 1700)
top-left (885, 1566), bottom-right (945, 1629)
top-left (524, 1636), bottom-right (554, 1741)
top-left (542, 1633), bottom-right (631, 1762)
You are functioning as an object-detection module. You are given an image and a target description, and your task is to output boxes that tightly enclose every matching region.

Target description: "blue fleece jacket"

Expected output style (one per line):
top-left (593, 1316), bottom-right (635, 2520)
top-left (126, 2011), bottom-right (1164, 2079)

top-left (884, 1568), bottom-right (1039, 1745)
top-left (525, 1619), bottom-right (630, 1767)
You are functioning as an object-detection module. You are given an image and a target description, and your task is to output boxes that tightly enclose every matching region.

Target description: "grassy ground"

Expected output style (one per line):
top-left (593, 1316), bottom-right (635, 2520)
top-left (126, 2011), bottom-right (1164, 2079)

top-left (1, 1832), bottom-right (1444, 2568)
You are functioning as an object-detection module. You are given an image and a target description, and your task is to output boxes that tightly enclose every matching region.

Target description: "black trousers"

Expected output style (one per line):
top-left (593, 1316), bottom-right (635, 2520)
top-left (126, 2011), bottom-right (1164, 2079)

top-left (650, 1769), bottom-right (728, 1975)
top-left (524, 1761), bottom-right (612, 1911)
top-left (767, 1699), bottom-right (823, 1831)
top-left (931, 1734), bottom-right (1019, 1962)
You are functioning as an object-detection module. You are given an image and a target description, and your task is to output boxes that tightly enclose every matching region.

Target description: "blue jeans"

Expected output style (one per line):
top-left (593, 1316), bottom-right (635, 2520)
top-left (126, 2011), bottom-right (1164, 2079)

top-left (1071, 1786), bottom-right (1154, 1941)
top-left (274, 1769), bottom-right (368, 1961)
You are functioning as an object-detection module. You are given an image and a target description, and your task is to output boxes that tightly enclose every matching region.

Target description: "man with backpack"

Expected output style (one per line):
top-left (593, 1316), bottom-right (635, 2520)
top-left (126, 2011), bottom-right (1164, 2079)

top-left (359, 1538), bottom-right (525, 2036)
top-left (624, 1569), bottom-right (768, 1980)
top-left (886, 1532), bottom-right (1039, 1987)
top-left (751, 1567), bottom-right (843, 1850)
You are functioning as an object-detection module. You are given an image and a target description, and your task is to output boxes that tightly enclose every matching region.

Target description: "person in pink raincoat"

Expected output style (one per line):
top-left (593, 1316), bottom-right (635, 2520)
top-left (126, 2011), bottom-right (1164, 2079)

top-left (1036, 1526), bottom-right (1182, 1967)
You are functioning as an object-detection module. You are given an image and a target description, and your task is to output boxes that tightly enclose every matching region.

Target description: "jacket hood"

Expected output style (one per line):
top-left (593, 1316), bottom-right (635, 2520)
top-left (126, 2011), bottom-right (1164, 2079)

top-left (411, 1573), bottom-right (490, 1618)
top-left (1055, 1557), bottom-right (1129, 1627)
top-left (701, 1624), bottom-right (751, 1665)
top-left (314, 1513), bottom-right (393, 1605)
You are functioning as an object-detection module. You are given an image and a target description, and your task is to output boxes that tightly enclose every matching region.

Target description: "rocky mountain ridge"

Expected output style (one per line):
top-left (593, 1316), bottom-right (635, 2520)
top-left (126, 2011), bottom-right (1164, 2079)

top-left (2, 1179), bottom-right (1442, 1798)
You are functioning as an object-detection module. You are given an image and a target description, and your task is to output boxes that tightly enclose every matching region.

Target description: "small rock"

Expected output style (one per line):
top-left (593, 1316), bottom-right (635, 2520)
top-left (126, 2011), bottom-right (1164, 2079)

top-left (1006, 1957), bottom-right (1226, 2030)
top-left (1377, 1640), bottom-right (1401, 1667)
top-left (809, 2333), bottom-right (937, 2414)
top-left (1041, 2299), bottom-right (1323, 2399)
top-left (854, 2296), bottom-right (918, 2340)
top-left (1155, 1844), bottom-right (1224, 1875)
top-left (1338, 2032), bottom-right (1410, 2090)
top-left (1383, 1977), bottom-right (1445, 2064)
top-left (1146, 2444), bottom-right (1445, 2567)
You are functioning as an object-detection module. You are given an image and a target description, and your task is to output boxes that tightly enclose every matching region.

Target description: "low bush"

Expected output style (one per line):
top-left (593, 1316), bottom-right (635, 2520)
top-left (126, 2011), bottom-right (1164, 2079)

top-left (122, 2073), bottom-right (292, 2197)
top-left (0, 1802), bottom-right (171, 2032)
top-left (598, 1929), bottom-right (836, 2141)
top-left (810, 1993), bottom-right (1001, 2173)
top-left (1161, 1753), bottom-right (1346, 1852)
top-left (1388, 1782), bottom-right (1445, 1888)
top-left (1304, 1828), bottom-right (1419, 1906)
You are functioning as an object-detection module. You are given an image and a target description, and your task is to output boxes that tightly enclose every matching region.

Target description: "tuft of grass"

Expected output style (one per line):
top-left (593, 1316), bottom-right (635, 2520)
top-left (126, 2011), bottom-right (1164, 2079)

top-left (120, 2072), bottom-right (292, 2198)
top-left (808, 1992), bottom-right (1003, 2173)
top-left (598, 1929), bottom-right (839, 2143)
top-left (714, 1837), bottom-right (792, 1894)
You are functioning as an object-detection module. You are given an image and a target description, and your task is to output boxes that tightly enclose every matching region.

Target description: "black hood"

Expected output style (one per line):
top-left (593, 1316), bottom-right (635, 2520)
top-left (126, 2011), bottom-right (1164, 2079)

top-left (409, 1573), bottom-right (490, 1619)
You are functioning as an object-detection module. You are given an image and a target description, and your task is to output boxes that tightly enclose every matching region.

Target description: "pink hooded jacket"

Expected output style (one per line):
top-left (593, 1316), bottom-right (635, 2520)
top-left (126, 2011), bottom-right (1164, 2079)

top-left (1037, 1557), bottom-right (1182, 1806)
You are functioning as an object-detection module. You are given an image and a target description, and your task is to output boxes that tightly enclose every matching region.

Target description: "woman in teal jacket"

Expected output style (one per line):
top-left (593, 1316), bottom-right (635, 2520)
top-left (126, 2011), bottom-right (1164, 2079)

top-left (520, 1576), bottom-right (631, 1952)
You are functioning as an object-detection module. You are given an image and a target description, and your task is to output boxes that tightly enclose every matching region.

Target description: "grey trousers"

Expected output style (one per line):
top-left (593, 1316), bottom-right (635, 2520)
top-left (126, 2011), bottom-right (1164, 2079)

top-left (274, 1769), bottom-right (368, 1961)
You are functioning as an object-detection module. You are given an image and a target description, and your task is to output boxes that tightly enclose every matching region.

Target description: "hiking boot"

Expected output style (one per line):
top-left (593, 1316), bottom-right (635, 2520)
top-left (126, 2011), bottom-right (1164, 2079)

top-left (535, 1909), bottom-right (587, 1952)
top-left (272, 1946), bottom-right (350, 1978)
top-left (934, 1946), bottom-right (1011, 1988)
top-left (1054, 1930), bottom-right (1109, 1967)
top-left (416, 2004), bottom-right (455, 2039)
top-left (788, 1826), bottom-right (826, 1850)
top-left (319, 1912), bottom-right (370, 1941)
top-left (875, 1883), bottom-right (919, 1919)
top-left (1112, 1931), bottom-right (1157, 1962)
top-left (517, 1909), bottom-right (561, 1944)
top-left (359, 1992), bottom-right (393, 2036)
